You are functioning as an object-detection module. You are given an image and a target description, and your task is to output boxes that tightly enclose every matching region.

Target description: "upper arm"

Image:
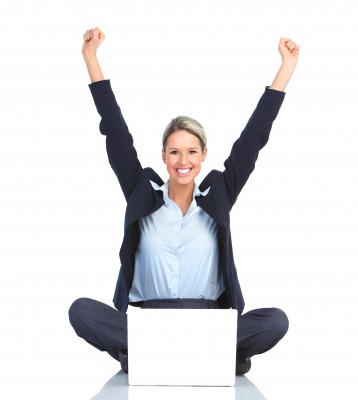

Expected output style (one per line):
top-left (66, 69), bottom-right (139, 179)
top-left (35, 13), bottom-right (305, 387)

top-left (89, 80), bottom-right (143, 200)
top-left (223, 87), bottom-right (285, 209)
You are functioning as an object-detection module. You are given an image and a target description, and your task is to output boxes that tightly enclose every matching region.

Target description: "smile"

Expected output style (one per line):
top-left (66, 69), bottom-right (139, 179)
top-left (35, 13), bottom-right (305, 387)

top-left (176, 168), bottom-right (192, 176)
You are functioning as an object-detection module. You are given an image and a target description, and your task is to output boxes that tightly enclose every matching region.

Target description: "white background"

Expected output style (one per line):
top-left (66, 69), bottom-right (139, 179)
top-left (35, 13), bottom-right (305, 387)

top-left (1, 0), bottom-right (357, 399)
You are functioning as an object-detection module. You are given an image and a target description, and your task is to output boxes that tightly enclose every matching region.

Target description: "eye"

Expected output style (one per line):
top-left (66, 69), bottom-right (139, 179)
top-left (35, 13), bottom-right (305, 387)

top-left (189, 150), bottom-right (197, 154)
top-left (170, 150), bottom-right (179, 155)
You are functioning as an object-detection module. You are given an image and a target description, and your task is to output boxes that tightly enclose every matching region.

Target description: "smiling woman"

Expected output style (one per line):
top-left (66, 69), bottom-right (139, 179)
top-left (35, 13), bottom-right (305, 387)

top-left (69, 27), bottom-right (299, 376)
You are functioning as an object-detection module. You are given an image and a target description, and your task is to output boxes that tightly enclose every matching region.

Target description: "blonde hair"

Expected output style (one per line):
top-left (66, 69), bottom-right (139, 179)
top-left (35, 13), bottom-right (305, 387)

top-left (162, 116), bottom-right (207, 150)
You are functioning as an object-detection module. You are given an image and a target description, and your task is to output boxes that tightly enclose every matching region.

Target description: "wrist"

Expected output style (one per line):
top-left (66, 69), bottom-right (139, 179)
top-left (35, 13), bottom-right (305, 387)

top-left (281, 57), bottom-right (298, 70)
top-left (82, 48), bottom-right (98, 62)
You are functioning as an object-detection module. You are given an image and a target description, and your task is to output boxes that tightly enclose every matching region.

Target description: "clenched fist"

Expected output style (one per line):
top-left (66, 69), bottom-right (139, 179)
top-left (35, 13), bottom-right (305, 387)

top-left (82, 28), bottom-right (105, 56)
top-left (278, 37), bottom-right (300, 66)
top-left (82, 27), bottom-right (105, 82)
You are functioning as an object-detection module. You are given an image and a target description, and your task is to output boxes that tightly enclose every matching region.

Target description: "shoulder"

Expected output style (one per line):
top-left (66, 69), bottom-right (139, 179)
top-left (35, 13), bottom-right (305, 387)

top-left (127, 167), bottom-right (164, 199)
top-left (199, 169), bottom-right (225, 192)
top-left (137, 168), bottom-right (163, 187)
top-left (197, 170), bottom-right (231, 225)
top-left (124, 167), bottom-right (165, 229)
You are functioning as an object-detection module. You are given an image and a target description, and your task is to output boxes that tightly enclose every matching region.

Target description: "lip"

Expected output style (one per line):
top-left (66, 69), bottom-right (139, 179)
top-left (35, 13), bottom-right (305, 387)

top-left (176, 168), bottom-right (193, 177)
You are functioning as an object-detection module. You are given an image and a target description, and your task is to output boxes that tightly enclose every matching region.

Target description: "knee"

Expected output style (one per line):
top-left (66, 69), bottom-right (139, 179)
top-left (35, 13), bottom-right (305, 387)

top-left (68, 297), bottom-right (91, 330)
top-left (270, 307), bottom-right (289, 339)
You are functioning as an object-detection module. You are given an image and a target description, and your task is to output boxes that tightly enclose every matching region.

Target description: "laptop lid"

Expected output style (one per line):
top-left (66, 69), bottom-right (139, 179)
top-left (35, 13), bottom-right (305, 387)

top-left (127, 307), bottom-right (237, 386)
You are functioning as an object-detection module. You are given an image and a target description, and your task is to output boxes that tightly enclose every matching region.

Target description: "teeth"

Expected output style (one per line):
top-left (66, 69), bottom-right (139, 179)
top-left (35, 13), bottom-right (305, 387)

top-left (177, 169), bottom-right (191, 174)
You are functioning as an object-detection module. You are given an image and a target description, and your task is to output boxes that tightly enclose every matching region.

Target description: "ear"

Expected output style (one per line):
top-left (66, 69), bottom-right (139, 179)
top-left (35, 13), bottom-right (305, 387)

top-left (201, 147), bottom-right (207, 162)
top-left (162, 148), bottom-right (166, 164)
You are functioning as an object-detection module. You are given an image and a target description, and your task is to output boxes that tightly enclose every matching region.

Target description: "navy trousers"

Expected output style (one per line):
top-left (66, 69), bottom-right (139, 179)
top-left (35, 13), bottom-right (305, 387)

top-left (68, 297), bottom-right (288, 363)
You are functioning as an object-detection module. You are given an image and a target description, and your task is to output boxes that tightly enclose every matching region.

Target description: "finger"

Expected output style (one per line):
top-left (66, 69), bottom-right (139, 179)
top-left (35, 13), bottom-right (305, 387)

top-left (284, 39), bottom-right (292, 49)
top-left (285, 40), bottom-right (296, 53)
top-left (94, 27), bottom-right (101, 39)
top-left (83, 30), bottom-right (91, 42)
top-left (92, 27), bottom-right (102, 40)
top-left (98, 30), bottom-right (105, 40)
top-left (289, 41), bottom-right (296, 52)
top-left (93, 27), bottom-right (105, 41)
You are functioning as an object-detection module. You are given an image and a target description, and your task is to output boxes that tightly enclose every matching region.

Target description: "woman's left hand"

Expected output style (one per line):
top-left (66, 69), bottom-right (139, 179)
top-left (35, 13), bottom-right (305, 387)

top-left (270, 37), bottom-right (300, 91)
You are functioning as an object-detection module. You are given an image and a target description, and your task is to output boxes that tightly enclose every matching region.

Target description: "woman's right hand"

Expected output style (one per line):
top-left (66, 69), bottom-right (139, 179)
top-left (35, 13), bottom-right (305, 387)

top-left (82, 28), bottom-right (105, 57)
top-left (278, 37), bottom-right (300, 67)
top-left (82, 28), bottom-right (105, 83)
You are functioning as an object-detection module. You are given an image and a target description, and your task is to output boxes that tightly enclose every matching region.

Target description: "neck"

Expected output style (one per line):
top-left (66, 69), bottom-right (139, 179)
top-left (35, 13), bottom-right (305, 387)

top-left (168, 181), bottom-right (194, 216)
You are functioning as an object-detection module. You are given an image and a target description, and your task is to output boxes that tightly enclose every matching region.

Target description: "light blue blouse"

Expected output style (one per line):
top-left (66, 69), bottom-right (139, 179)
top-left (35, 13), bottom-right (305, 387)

top-left (128, 181), bottom-right (224, 302)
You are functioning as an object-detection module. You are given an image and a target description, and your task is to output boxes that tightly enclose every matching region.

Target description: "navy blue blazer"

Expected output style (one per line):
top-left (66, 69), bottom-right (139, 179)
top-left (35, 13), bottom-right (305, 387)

top-left (89, 80), bottom-right (285, 314)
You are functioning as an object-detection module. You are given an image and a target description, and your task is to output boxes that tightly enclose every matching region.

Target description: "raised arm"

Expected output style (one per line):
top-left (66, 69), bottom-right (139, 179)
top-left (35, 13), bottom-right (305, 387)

top-left (82, 28), bottom-right (142, 201)
top-left (223, 38), bottom-right (299, 208)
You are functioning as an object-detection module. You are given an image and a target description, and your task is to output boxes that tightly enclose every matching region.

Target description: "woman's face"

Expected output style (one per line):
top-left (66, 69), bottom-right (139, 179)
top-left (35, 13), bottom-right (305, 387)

top-left (162, 130), bottom-right (207, 188)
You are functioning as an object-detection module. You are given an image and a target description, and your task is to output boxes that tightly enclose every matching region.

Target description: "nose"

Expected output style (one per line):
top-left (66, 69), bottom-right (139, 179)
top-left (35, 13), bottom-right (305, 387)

top-left (179, 153), bottom-right (188, 165)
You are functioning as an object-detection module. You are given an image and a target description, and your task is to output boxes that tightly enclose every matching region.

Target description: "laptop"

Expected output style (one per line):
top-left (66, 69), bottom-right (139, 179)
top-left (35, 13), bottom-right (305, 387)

top-left (127, 306), bottom-right (238, 387)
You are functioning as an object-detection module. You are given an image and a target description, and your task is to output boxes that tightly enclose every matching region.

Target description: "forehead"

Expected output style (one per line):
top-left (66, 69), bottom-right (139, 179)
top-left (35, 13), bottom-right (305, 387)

top-left (166, 130), bottom-right (201, 148)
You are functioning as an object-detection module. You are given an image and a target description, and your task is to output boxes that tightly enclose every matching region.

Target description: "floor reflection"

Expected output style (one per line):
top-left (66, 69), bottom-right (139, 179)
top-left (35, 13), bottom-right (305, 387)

top-left (90, 371), bottom-right (267, 400)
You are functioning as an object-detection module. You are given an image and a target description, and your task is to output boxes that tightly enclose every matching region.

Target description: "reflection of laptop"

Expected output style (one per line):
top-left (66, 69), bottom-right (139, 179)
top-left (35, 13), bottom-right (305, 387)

top-left (127, 307), bottom-right (237, 386)
top-left (129, 385), bottom-right (235, 400)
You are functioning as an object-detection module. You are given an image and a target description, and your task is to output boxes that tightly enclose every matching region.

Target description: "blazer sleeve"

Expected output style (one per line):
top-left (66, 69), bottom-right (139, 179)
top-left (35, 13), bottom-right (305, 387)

top-left (223, 87), bottom-right (285, 209)
top-left (89, 79), bottom-right (143, 201)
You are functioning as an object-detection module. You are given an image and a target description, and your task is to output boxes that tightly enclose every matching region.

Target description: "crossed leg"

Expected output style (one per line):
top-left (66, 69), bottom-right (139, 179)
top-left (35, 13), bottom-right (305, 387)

top-left (69, 298), bottom-right (288, 373)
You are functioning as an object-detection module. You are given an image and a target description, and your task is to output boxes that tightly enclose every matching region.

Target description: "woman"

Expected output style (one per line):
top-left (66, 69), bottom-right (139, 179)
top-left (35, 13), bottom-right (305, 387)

top-left (69, 28), bottom-right (300, 375)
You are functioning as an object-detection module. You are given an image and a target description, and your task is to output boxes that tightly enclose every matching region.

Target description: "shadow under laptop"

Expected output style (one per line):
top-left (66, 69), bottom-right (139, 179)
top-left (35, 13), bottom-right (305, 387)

top-left (90, 370), bottom-right (267, 400)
